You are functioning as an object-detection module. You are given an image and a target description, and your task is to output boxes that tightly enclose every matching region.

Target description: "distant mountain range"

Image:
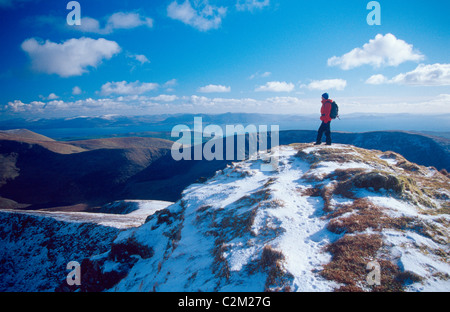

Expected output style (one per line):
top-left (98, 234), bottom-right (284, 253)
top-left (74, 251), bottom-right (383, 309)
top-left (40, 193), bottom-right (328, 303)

top-left (1, 113), bottom-right (449, 139)
top-left (0, 128), bottom-right (449, 211)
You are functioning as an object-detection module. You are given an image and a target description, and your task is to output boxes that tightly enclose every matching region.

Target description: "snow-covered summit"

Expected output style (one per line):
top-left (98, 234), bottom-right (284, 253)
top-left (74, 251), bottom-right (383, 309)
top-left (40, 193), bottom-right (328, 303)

top-left (70, 143), bottom-right (449, 292)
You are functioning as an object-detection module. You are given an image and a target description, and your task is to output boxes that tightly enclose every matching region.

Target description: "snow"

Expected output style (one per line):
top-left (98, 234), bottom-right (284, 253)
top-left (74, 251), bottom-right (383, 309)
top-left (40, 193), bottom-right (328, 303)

top-left (0, 200), bottom-right (173, 291)
top-left (363, 194), bottom-right (421, 218)
top-left (302, 144), bottom-right (353, 154)
top-left (312, 161), bottom-right (371, 177)
top-left (378, 154), bottom-right (398, 166)
top-left (261, 151), bottom-right (340, 291)
top-left (0, 211), bottom-right (121, 291)
top-left (382, 229), bottom-right (450, 292)
top-left (2, 143), bottom-right (449, 292)
top-left (86, 145), bottom-right (450, 292)
top-left (108, 146), bottom-right (343, 292)
top-left (1, 200), bottom-right (173, 229)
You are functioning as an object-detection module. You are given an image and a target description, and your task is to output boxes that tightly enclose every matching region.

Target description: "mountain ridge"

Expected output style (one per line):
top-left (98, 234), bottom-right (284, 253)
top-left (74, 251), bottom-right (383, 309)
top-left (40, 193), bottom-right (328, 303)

top-left (54, 143), bottom-right (449, 292)
top-left (1, 143), bottom-right (449, 292)
top-left (0, 133), bottom-right (174, 209)
top-left (0, 129), bottom-right (449, 211)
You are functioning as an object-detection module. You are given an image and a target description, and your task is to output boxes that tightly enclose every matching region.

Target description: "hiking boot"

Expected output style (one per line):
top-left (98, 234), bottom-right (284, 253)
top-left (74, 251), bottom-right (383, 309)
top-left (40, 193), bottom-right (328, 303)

top-left (314, 142), bottom-right (321, 145)
top-left (326, 142), bottom-right (332, 146)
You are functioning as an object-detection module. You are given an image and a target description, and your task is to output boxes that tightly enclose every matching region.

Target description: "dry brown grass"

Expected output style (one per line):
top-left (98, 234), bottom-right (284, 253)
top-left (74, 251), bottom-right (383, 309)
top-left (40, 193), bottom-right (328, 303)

top-left (259, 245), bottom-right (292, 292)
top-left (318, 196), bottom-right (446, 291)
top-left (233, 188), bottom-right (271, 208)
top-left (194, 205), bottom-right (217, 226)
top-left (351, 171), bottom-right (405, 194)
top-left (292, 144), bottom-right (449, 291)
top-left (295, 144), bottom-right (450, 213)
top-left (321, 234), bottom-right (383, 289)
top-left (402, 173), bottom-right (450, 210)
top-left (300, 185), bottom-right (322, 197)
top-left (321, 234), bottom-right (405, 292)
top-left (212, 237), bottom-right (231, 281)
top-left (109, 236), bottom-right (154, 262)
top-left (220, 206), bottom-right (259, 238)
top-left (263, 177), bottom-right (277, 188)
top-left (325, 198), bottom-right (447, 245)
top-left (329, 168), bottom-right (443, 210)
top-left (215, 188), bottom-right (272, 239)
top-left (327, 200), bottom-right (387, 234)
top-left (397, 159), bottom-right (421, 172)
top-left (325, 168), bottom-right (369, 182)
top-left (265, 199), bottom-right (286, 209)
top-left (260, 245), bottom-right (284, 268)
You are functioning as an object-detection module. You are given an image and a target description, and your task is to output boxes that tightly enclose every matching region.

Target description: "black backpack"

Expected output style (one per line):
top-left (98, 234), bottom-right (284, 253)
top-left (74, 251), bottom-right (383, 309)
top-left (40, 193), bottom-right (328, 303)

top-left (330, 101), bottom-right (339, 119)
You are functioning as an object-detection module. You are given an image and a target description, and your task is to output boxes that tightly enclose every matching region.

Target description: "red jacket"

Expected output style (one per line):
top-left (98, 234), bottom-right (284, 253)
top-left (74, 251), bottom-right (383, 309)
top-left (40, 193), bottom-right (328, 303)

top-left (320, 99), bottom-right (333, 124)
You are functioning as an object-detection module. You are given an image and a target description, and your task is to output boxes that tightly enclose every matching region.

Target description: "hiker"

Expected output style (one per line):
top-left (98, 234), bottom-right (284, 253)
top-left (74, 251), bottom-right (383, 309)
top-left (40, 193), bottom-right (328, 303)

top-left (315, 93), bottom-right (333, 146)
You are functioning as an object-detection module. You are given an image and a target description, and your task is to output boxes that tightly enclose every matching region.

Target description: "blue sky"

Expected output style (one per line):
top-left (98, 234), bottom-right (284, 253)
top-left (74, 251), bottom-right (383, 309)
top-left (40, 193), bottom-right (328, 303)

top-left (0, 0), bottom-right (449, 118)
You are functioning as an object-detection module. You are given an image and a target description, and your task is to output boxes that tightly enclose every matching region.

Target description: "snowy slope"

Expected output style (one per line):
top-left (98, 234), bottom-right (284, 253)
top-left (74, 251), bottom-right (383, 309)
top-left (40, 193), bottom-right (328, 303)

top-left (75, 144), bottom-right (449, 292)
top-left (108, 147), bottom-right (339, 292)
top-left (0, 200), bottom-right (172, 291)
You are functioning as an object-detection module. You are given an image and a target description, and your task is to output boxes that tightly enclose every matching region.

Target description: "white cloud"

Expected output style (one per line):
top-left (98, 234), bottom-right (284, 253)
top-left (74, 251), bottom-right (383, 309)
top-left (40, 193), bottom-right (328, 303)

top-left (304, 79), bottom-right (347, 91)
top-left (164, 79), bottom-right (178, 87)
top-left (255, 81), bottom-right (295, 92)
top-left (390, 63), bottom-right (450, 86)
top-left (72, 86), bottom-right (82, 95)
top-left (266, 96), bottom-right (306, 107)
top-left (4, 93), bottom-right (450, 116)
top-left (107, 12), bottom-right (153, 30)
top-left (128, 54), bottom-right (150, 65)
top-left (4, 100), bottom-right (45, 112)
top-left (184, 95), bottom-right (259, 110)
top-left (45, 98), bottom-right (130, 111)
top-left (77, 17), bottom-right (103, 33)
top-left (163, 79), bottom-right (178, 92)
top-left (75, 12), bottom-right (153, 34)
top-left (236, 0), bottom-right (270, 11)
top-left (149, 94), bottom-right (179, 102)
top-left (365, 64), bottom-right (450, 86)
top-left (167, 0), bottom-right (227, 31)
top-left (21, 37), bottom-right (121, 77)
top-left (47, 93), bottom-right (59, 100)
top-left (198, 84), bottom-right (231, 93)
top-left (249, 71), bottom-right (271, 79)
top-left (100, 81), bottom-right (159, 95)
top-left (365, 74), bottom-right (389, 85)
top-left (328, 33), bottom-right (424, 70)
top-left (336, 94), bottom-right (450, 115)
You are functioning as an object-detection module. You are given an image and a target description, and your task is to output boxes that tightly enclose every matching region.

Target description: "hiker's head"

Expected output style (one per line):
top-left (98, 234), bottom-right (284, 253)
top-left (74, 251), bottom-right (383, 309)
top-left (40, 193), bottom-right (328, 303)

top-left (322, 93), bottom-right (329, 100)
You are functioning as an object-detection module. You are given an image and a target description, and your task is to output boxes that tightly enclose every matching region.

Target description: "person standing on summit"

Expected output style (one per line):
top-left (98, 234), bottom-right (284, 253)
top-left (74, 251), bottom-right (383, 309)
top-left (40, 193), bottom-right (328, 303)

top-left (315, 93), bottom-right (333, 146)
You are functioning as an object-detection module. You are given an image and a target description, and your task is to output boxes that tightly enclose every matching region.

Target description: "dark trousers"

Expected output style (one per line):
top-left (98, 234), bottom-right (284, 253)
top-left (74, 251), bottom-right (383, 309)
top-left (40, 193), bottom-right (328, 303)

top-left (316, 121), bottom-right (331, 145)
